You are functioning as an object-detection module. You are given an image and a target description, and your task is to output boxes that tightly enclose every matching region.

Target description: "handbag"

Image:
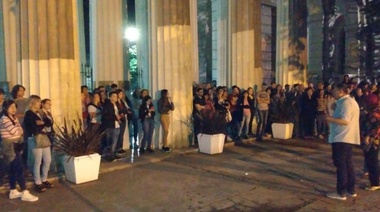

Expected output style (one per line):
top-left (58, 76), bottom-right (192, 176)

top-left (35, 133), bottom-right (51, 148)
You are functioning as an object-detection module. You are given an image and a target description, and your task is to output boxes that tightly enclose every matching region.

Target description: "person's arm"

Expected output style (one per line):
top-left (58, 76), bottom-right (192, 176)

top-left (168, 97), bottom-right (174, 111)
top-left (157, 99), bottom-right (163, 114)
top-left (326, 100), bottom-right (351, 125)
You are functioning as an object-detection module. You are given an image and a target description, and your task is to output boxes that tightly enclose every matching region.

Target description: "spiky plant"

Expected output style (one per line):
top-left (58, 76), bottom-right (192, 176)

top-left (54, 118), bottom-right (105, 160)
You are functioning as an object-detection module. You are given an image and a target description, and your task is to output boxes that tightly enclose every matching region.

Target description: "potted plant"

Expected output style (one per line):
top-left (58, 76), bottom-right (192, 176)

top-left (270, 97), bottom-right (294, 139)
top-left (195, 108), bottom-right (228, 154)
top-left (54, 118), bottom-right (105, 184)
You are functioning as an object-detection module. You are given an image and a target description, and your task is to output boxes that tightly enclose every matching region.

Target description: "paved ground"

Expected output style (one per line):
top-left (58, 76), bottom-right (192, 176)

top-left (1, 138), bottom-right (380, 211)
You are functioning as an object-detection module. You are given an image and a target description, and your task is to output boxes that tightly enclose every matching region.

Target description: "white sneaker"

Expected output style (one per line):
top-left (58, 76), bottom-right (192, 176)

top-left (21, 190), bottom-right (39, 202)
top-left (326, 192), bottom-right (347, 200)
top-left (9, 189), bottom-right (22, 199)
top-left (318, 134), bottom-right (324, 139)
top-left (365, 186), bottom-right (380, 191)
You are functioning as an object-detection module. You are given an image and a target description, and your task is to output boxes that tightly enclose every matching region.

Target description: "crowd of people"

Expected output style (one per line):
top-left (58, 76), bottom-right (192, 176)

top-left (0, 83), bottom-right (175, 202)
top-left (1, 74), bottom-right (379, 202)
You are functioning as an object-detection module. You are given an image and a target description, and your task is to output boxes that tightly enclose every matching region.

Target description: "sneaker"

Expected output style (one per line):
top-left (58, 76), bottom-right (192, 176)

top-left (9, 189), bottom-right (22, 199)
top-left (326, 192), bottom-right (347, 200)
top-left (347, 192), bottom-right (357, 197)
top-left (139, 148), bottom-right (145, 154)
top-left (365, 186), bottom-right (380, 191)
top-left (318, 134), bottom-right (324, 139)
top-left (162, 146), bottom-right (171, 152)
top-left (42, 181), bottom-right (54, 189)
top-left (34, 184), bottom-right (46, 193)
top-left (117, 149), bottom-right (127, 154)
top-left (147, 148), bottom-right (154, 153)
top-left (21, 190), bottom-right (38, 202)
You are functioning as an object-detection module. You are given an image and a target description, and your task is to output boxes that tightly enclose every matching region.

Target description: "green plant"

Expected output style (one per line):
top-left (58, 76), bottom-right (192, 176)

top-left (54, 118), bottom-right (105, 160)
top-left (195, 108), bottom-right (228, 135)
top-left (270, 98), bottom-right (294, 123)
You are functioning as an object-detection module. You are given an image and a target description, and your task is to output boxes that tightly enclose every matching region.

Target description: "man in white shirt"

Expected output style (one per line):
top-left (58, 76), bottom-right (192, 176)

top-left (326, 83), bottom-right (360, 201)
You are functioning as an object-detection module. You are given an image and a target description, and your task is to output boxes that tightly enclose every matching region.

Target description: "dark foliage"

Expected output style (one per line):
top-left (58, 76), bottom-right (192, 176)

top-left (195, 109), bottom-right (228, 135)
top-left (270, 98), bottom-right (294, 124)
top-left (54, 118), bottom-right (105, 160)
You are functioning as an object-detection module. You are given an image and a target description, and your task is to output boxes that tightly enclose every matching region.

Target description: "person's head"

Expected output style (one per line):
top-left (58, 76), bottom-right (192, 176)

top-left (293, 84), bottom-right (299, 91)
top-left (326, 84), bottom-right (332, 91)
top-left (111, 84), bottom-right (118, 91)
top-left (140, 89), bottom-right (149, 99)
top-left (299, 84), bottom-right (305, 92)
top-left (356, 87), bottom-right (363, 97)
top-left (0, 88), bottom-right (4, 101)
top-left (41, 99), bottom-right (52, 111)
top-left (161, 89), bottom-right (169, 99)
top-left (305, 87), bottom-right (313, 96)
top-left (2, 100), bottom-right (17, 116)
top-left (271, 82), bottom-right (276, 89)
top-left (98, 85), bottom-right (106, 92)
top-left (332, 83), bottom-right (349, 100)
top-left (132, 88), bottom-right (140, 99)
top-left (108, 91), bottom-right (118, 103)
top-left (11, 85), bottom-right (26, 99)
top-left (99, 91), bottom-right (107, 101)
top-left (231, 85), bottom-right (240, 95)
top-left (242, 90), bottom-right (248, 98)
top-left (81, 85), bottom-right (88, 94)
top-left (208, 88), bottom-right (214, 96)
top-left (247, 87), bottom-right (254, 95)
top-left (284, 84), bottom-right (290, 92)
top-left (262, 83), bottom-right (267, 91)
top-left (142, 95), bottom-right (152, 105)
top-left (265, 87), bottom-right (272, 95)
top-left (196, 88), bottom-right (204, 97)
top-left (28, 95), bottom-right (41, 112)
top-left (91, 92), bottom-right (101, 104)
top-left (343, 74), bottom-right (350, 82)
top-left (308, 82), bottom-right (313, 88)
top-left (318, 89), bottom-right (325, 98)
top-left (115, 89), bottom-right (124, 100)
top-left (204, 92), bottom-right (210, 100)
top-left (317, 82), bottom-right (324, 90)
top-left (276, 84), bottom-right (282, 91)
top-left (205, 83), bottom-right (212, 90)
top-left (370, 83), bottom-right (377, 92)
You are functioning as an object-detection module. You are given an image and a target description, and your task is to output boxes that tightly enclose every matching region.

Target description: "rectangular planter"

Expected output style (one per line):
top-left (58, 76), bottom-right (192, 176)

top-left (271, 123), bottom-right (294, 139)
top-left (197, 134), bottom-right (225, 155)
top-left (63, 153), bottom-right (101, 184)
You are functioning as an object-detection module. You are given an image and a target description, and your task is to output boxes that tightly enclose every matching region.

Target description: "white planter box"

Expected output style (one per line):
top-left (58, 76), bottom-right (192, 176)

top-left (197, 134), bottom-right (225, 155)
top-left (63, 153), bottom-right (101, 184)
top-left (271, 123), bottom-right (294, 139)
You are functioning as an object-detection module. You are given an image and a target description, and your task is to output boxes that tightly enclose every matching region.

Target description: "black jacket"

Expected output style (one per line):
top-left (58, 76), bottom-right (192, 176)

top-left (139, 103), bottom-right (155, 123)
top-left (101, 99), bottom-right (119, 129)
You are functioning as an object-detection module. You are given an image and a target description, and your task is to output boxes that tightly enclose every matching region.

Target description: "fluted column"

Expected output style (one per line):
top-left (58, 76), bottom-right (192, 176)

top-left (0, 0), bottom-right (7, 89)
top-left (307, 0), bottom-right (323, 81)
top-left (228, 0), bottom-right (262, 88)
top-left (143, 0), bottom-right (197, 149)
top-left (276, 0), bottom-right (308, 85)
top-left (2, 0), bottom-right (82, 125)
top-left (90, 0), bottom-right (124, 87)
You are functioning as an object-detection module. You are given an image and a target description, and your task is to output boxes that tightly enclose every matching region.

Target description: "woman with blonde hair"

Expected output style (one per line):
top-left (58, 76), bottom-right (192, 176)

top-left (24, 95), bottom-right (53, 193)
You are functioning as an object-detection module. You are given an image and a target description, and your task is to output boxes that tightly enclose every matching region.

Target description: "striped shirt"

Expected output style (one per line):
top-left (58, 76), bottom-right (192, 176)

top-left (0, 115), bottom-right (23, 139)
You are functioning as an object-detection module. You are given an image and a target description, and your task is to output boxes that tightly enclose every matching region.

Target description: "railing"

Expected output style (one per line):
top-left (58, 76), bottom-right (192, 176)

top-left (80, 63), bottom-right (93, 91)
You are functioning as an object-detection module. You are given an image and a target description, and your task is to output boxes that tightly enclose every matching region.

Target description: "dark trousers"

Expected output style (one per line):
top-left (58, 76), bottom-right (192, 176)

top-left (128, 113), bottom-right (139, 144)
top-left (116, 122), bottom-right (127, 150)
top-left (332, 142), bottom-right (356, 195)
top-left (364, 146), bottom-right (379, 186)
top-left (256, 110), bottom-right (268, 139)
top-left (9, 153), bottom-right (26, 191)
top-left (301, 114), bottom-right (314, 137)
top-left (248, 111), bottom-right (255, 135)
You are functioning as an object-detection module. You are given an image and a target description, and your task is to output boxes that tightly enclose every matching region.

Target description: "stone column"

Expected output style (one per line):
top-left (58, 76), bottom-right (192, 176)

top-left (276, 0), bottom-right (308, 85)
top-left (2, 0), bottom-right (82, 124)
top-left (90, 0), bottom-right (124, 87)
top-left (140, 0), bottom-right (197, 149)
top-left (228, 0), bottom-right (262, 88)
top-left (0, 0), bottom-right (7, 91)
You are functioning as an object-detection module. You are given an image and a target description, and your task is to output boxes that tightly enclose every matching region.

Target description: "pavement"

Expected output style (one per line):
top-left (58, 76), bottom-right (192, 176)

top-left (1, 137), bottom-right (380, 211)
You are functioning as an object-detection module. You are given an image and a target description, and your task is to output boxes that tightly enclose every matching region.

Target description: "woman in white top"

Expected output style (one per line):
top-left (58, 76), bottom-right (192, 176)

top-left (87, 92), bottom-right (102, 128)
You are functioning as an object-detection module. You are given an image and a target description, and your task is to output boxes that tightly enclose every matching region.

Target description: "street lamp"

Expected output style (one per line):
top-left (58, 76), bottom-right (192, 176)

top-left (124, 27), bottom-right (140, 42)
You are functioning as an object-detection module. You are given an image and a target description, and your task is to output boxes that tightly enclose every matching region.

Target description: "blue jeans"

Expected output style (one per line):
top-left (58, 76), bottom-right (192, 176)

top-left (117, 122), bottom-right (127, 150)
top-left (141, 118), bottom-right (154, 149)
top-left (29, 137), bottom-right (51, 184)
top-left (332, 142), bottom-right (356, 195)
top-left (256, 110), bottom-right (268, 138)
top-left (106, 128), bottom-right (120, 154)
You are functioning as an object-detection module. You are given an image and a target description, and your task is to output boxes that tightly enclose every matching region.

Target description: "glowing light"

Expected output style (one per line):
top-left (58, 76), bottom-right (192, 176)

top-left (124, 27), bottom-right (140, 42)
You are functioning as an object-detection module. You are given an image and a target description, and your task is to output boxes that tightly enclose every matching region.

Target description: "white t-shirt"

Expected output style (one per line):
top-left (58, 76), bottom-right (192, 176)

top-left (114, 104), bottom-right (120, 128)
top-left (88, 105), bottom-right (101, 124)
